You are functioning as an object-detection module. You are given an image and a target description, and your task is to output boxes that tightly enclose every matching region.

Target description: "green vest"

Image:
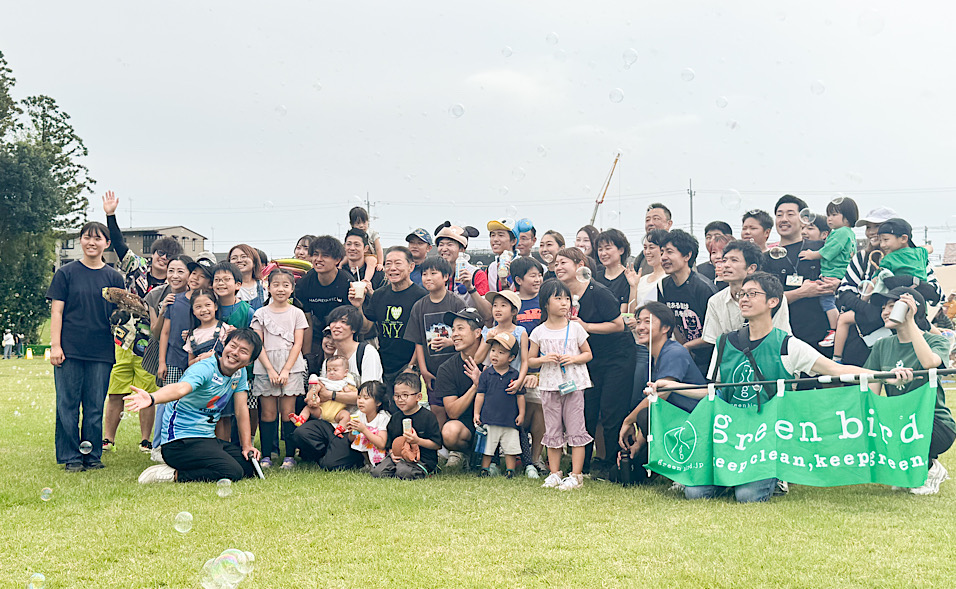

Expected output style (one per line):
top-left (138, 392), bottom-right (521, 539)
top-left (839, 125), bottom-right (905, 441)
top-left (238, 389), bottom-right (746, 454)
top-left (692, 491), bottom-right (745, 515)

top-left (718, 327), bottom-right (791, 408)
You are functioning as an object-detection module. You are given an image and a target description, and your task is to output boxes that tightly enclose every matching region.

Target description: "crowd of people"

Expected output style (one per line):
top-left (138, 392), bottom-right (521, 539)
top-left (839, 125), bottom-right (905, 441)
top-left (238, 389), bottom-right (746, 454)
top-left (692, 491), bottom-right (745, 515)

top-left (45, 190), bottom-right (956, 500)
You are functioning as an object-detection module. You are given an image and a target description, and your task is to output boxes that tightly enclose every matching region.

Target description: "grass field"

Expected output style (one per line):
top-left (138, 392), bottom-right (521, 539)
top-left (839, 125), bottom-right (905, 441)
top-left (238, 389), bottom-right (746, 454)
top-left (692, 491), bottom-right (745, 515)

top-left (2, 357), bottom-right (956, 588)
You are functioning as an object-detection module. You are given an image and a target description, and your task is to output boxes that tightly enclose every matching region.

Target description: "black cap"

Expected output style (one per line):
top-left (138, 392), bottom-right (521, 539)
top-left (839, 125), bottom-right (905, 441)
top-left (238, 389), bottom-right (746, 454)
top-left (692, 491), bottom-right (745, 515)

top-left (877, 218), bottom-right (915, 246)
top-left (870, 286), bottom-right (929, 329)
top-left (443, 307), bottom-right (483, 328)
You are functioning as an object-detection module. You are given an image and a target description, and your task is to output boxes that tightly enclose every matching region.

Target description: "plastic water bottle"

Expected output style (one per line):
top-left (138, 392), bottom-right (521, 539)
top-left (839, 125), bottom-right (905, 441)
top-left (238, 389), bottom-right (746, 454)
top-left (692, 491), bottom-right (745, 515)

top-left (471, 424), bottom-right (488, 470)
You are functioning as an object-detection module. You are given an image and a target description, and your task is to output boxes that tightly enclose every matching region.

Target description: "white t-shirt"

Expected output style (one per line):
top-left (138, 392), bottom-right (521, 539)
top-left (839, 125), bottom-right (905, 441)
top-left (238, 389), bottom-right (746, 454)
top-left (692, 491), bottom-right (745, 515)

top-left (701, 287), bottom-right (792, 345)
top-left (707, 332), bottom-right (822, 381)
top-left (320, 343), bottom-right (384, 385)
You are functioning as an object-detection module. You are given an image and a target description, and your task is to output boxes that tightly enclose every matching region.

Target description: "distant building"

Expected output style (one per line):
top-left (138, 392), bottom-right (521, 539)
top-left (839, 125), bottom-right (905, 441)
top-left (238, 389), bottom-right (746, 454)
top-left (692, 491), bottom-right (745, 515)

top-left (55, 226), bottom-right (207, 269)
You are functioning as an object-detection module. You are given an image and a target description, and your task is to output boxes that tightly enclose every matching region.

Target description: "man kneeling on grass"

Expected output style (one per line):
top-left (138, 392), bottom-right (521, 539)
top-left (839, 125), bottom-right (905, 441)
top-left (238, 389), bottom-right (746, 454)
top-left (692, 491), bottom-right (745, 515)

top-left (370, 371), bottom-right (443, 479)
top-left (125, 328), bottom-right (263, 483)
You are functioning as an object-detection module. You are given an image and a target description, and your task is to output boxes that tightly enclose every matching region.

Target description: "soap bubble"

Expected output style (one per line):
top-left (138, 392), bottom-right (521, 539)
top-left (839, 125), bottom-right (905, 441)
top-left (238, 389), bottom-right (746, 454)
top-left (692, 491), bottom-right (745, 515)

top-left (799, 208), bottom-right (816, 225)
top-left (511, 167), bottom-right (526, 182)
top-left (174, 511), bottom-right (193, 533)
top-left (216, 478), bottom-right (232, 498)
top-left (498, 186), bottom-right (510, 197)
top-left (505, 205), bottom-right (519, 218)
top-left (609, 88), bottom-right (625, 103)
top-left (810, 80), bottom-right (826, 95)
top-left (119, 411), bottom-right (127, 421)
top-left (576, 266), bottom-right (592, 283)
top-left (681, 68), bottom-right (695, 82)
top-left (858, 8), bottom-right (885, 36)
top-left (768, 246), bottom-right (788, 260)
top-left (241, 551), bottom-right (255, 574)
top-left (79, 441), bottom-right (93, 455)
top-left (726, 120), bottom-right (738, 130)
top-left (830, 194), bottom-right (846, 206)
top-left (40, 487), bottom-right (53, 501)
top-left (448, 103), bottom-right (465, 118)
top-left (716, 96), bottom-right (728, 108)
top-left (537, 145), bottom-right (548, 158)
top-left (263, 200), bottom-right (275, 209)
top-left (622, 48), bottom-right (638, 68)
top-left (501, 46), bottom-right (513, 58)
top-left (312, 81), bottom-right (323, 92)
top-left (27, 573), bottom-right (45, 589)
top-left (216, 550), bottom-right (247, 584)
top-left (545, 32), bottom-right (559, 45)
top-left (720, 190), bottom-right (742, 211)
top-left (274, 105), bottom-right (288, 116)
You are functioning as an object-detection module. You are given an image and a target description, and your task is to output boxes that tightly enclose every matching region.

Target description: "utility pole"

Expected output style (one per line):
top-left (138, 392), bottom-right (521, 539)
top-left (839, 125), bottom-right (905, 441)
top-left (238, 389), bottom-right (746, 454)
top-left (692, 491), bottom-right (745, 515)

top-left (129, 197), bottom-right (133, 228)
top-left (687, 179), bottom-right (695, 235)
top-left (925, 225), bottom-right (930, 245)
top-left (366, 192), bottom-right (373, 220)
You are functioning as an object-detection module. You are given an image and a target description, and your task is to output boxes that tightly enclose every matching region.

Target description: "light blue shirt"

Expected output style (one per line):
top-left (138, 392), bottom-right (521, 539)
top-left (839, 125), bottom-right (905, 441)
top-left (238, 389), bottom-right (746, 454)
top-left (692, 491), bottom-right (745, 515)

top-left (161, 356), bottom-right (249, 444)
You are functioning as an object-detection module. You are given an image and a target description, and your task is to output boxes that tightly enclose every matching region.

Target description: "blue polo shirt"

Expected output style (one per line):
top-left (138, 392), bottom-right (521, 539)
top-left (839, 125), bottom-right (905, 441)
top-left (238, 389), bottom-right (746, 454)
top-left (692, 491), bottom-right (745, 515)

top-left (161, 356), bottom-right (249, 444)
top-left (476, 366), bottom-right (523, 428)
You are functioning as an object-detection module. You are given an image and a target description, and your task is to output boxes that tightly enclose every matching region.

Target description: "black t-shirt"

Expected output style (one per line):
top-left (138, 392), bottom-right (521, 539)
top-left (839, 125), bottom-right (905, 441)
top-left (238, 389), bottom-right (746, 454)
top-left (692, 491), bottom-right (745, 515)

top-left (762, 239), bottom-right (830, 356)
top-left (294, 269), bottom-right (352, 346)
top-left (436, 352), bottom-right (477, 428)
top-left (576, 281), bottom-right (635, 358)
top-left (595, 268), bottom-right (629, 307)
top-left (696, 261), bottom-right (717, 282)
top-left (658, 272), bottom-right (717, 375)
top-left (365, 282), bottom-right (427, 374)
top-left (385, 406), bottom-right (443, 472)
top-left (45, 261), bottom-right (125, 364)
top-left (343, 263), bottom-right (387, 291)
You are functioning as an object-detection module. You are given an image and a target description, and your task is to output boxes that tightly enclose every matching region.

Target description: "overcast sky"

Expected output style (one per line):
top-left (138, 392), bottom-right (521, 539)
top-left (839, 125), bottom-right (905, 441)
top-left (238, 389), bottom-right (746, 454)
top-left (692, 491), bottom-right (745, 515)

top-left (6, 0), bottom-right (956, 257)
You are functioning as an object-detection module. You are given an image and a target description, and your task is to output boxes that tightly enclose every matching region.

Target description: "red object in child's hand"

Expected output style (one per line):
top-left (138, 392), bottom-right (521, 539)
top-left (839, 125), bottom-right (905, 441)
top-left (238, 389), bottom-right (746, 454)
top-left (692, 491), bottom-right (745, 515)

top-left (289, 413), bottom-right (307, 427)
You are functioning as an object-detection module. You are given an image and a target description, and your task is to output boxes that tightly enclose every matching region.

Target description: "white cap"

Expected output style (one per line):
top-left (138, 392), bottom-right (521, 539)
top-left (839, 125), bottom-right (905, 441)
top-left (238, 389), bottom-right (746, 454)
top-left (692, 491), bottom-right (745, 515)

top-left (856, 206), bottom-right (898, 227)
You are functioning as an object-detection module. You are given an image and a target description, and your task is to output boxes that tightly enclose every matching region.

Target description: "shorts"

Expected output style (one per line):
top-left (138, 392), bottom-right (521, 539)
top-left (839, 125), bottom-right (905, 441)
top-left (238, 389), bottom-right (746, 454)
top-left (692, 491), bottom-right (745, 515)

top-left (108, 345), bottom-right (158, 395)
top-left (162, 366), bottom-right (185, 388)
top-left (319, 400), bottom-right (347, 422)
top-left (484, 425), bottom-right (521, 456)
top-left (427, 382), bottom-right (443, 407)
top-left (252, 372), bottom-right (305, 397)
top-left (819, 293), bottom-right (837, 313)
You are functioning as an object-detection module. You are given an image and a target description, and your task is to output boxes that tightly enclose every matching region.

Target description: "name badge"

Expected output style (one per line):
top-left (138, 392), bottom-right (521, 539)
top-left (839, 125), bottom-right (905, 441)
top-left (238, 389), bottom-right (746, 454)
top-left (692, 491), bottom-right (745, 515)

top-left (786, 274), bottom-right (804, 287)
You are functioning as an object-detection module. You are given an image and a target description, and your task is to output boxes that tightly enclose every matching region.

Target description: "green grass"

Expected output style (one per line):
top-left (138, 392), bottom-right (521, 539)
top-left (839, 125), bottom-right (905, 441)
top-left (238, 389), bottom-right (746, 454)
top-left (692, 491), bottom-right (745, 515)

top-left (2, 358), bottom-right (956, 588)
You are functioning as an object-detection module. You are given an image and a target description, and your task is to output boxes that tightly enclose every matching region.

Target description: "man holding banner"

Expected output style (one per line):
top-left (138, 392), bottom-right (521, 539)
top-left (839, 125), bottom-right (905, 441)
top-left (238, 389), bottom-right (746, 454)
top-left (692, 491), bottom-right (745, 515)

top-left (645, 272), bottom-right (922, 503)
top-left (864, 287), bottom-right (955, 495)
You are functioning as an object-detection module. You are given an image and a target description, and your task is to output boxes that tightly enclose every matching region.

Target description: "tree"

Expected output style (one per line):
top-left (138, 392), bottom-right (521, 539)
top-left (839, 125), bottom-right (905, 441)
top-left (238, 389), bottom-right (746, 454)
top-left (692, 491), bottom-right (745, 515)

top-left (0, 51), bottom-right (94, 342)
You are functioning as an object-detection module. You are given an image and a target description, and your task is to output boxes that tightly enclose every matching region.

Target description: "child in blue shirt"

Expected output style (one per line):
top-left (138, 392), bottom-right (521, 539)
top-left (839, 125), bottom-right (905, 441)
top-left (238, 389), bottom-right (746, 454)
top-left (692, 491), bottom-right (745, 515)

top-left (473, 332), bottom-right (526, 478)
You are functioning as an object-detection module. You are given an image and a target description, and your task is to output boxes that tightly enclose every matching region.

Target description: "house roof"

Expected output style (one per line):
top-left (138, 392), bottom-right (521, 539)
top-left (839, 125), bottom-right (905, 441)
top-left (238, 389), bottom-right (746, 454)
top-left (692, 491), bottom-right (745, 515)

top-left (63, 226), bottom-right (208, 239)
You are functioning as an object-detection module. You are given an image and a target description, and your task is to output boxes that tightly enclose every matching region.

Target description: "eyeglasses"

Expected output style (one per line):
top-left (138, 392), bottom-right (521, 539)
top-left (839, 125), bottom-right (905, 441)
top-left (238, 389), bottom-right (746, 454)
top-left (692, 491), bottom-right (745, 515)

top-left (737, 290), bottom-right (766, 301)
top-left (230, 254), bottom-right (251, 262)
top-left (393, 393), bottom-right (417, 401)
top-left (213, 277), bottom-right (233, 284)
top-left (154, 250), bottom-right (169, 258)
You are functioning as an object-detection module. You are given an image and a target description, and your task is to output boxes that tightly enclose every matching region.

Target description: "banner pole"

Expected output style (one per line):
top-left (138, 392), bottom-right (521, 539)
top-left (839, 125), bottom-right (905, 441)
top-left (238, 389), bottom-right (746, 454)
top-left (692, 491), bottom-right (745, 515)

top-left (655, 368), bottom-right (956, 394)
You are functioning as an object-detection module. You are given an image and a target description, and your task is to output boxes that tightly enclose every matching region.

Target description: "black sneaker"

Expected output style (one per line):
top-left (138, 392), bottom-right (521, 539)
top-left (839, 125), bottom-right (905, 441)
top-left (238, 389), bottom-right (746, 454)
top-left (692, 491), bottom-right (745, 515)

top-left (65, 462), bottom-right (84, 473)
top-left (505, 469), bottom-right (515, 479)
top-left (84, 461), bottom-right (105, 471)
top-left (478, 468), bottom-right (491, 477)
top-left (139, 439), bottom-right (153, 452)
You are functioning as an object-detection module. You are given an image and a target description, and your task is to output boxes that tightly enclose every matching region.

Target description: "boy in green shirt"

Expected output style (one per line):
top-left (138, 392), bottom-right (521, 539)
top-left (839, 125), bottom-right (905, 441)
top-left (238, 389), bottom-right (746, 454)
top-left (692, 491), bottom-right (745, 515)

top-left (799, 197), bottom-right (859, 347)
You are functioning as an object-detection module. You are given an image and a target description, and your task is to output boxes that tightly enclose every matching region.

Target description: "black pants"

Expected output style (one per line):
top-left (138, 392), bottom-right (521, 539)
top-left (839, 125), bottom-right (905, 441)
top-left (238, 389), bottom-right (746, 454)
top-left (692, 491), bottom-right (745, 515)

top-left (583, 349), bottom-right (637, 472)
top-left (161, 437), bottom-right (256, 482)
top-left (293, 419), bottom-right (364, 470)
top-left (930, 418), bottom-right (956, 462)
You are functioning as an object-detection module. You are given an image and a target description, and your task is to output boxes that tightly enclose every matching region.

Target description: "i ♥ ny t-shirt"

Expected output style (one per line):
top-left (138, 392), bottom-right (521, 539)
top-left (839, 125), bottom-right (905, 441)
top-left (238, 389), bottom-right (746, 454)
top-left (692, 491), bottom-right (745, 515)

top-left (365, 282), bottom-right (427, 374)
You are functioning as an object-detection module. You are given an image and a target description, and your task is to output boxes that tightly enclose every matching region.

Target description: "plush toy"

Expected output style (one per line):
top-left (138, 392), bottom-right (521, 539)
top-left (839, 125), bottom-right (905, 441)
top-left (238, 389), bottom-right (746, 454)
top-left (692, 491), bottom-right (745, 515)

top-left (102, 287), bottom-right (150, 319)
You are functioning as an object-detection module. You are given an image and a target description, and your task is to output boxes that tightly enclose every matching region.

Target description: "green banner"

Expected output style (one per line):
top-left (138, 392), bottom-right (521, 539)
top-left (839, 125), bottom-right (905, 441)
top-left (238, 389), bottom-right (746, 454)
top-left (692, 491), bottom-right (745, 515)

top-left (648, 383), bottom-right (935, 488)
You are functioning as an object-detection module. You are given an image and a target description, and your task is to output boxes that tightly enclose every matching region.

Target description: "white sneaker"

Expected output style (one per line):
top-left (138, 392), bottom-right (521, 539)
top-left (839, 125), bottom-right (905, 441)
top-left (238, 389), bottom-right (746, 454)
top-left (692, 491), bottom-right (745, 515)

top-left (542, 472), bottom-right (564, 488)
top-left (668, 481), bottom-right (685, 493)
top-left (438, 447), bottom-right (450, 460)
top-left (445, 451), bottom-right (464, 469)
top-left (138, 464), bottom-right (176, 484)
top-left (525, 464), bottom-right (540, 479)
top-left (774, 480), bottom-right (789, 496)
top-left (558, 473), bottom-right (584, 491)
top-left (910, 459), bottom-right (950, 495)
top-left (150, 446), bottom-right (165, 464)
